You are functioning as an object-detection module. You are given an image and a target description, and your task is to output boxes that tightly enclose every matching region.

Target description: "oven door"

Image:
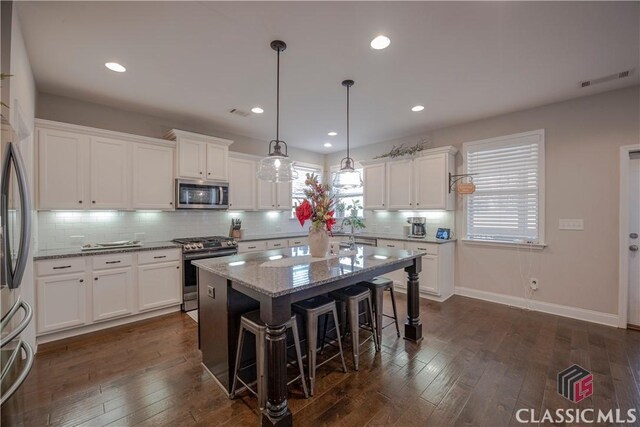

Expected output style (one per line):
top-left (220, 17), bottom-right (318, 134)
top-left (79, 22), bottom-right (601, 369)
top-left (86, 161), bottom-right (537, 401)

top-left (182, 249), bottom-right (237, 311)
top-left (175, 179), bottom-right (229, 210)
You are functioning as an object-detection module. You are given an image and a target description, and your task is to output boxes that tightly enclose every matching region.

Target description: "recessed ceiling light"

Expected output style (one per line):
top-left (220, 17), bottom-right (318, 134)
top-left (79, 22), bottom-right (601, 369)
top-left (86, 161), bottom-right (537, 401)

top-left (411, 105), bottom-right (425, 112)
top-left (105, 62), bottom-right (126, 73)
top-left (251, 107), bottom-right (264, 114)
top-left (370, 35), bottom-right (391, 50)
top-left (327, 131), bottom-right (337, 136)
top-left (324, 142), bottom-right (332, 148)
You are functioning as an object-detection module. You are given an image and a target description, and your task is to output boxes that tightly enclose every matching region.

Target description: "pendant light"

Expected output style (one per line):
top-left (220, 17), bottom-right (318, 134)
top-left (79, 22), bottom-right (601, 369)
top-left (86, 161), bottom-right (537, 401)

top-left (257, 40), bottom-right (298, 183)
top-left (332, 79), bottom-right (363, 190)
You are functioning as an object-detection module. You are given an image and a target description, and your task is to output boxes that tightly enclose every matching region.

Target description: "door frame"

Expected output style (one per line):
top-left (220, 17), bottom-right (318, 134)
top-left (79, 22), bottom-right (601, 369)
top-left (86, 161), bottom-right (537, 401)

top-left (618, 144), bottom-right (640, 328)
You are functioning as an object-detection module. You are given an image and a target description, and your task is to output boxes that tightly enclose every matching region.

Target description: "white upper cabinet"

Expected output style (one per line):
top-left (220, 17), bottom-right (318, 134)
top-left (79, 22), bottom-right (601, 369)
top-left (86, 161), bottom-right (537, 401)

top-left (257, 180), bottom-right (292, 210)
top-left (228, 156), bottom-right (257, 210)
top-left (38, 128), bottom-right (90, 210)
top-left (131, 143), bottom-right (174, 210)
top-left (413, 152), bottom-right (455, 210)
top-left (167, 129), bottom-right (233, 182)
top-left (363, 163), bottom-right (386, 209)
top-left (90, 137), bottom-right (129, 209)
top-left (276, 181), bottom-right (292, 210)
top-left (386, 159), bottom-right (414, 209)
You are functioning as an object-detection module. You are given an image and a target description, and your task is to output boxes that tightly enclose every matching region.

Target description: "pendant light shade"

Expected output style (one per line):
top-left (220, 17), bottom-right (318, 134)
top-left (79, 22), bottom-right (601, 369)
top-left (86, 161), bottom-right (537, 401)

top-left (333, 79), bottom-right (363, 190)
top-left (257, 40), bottom-right (298, 183)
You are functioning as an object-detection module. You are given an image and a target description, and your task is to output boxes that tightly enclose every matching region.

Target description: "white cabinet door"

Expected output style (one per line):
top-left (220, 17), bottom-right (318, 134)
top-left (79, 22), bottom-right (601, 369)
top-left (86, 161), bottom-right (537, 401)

top-left (132, 144), bottom-right (174, 210)
top-left (92, 268), bottom-right (134, 321)
top-left (229, 157), bottom-right (256, 210)
top-left (137, 262), bottom-right (182, 311)
top-left (206, 143), bottom-right (228, 181)
top-left (276, 181), bottom-right (292, 210)
top-left (363, 163), bottom-right (386, 209)
top-left (419, 254), bottom-right (439, 295)
top-left (414, 154), bottom-right (447, 210)
top-left (37, 272), bottom-right (87, 333)
top-left (177, 138), bottom-right (205, 179)
top-left (38, 128), bottom-right (89, 210)
top-left (90, 137), bottom-right (129, 209)
top-left (386, 160), bottom-right (413, 209)
top-left (257, 180), bottom-right (277, 210)
top-left (237, 241), bottom-right (267, 253)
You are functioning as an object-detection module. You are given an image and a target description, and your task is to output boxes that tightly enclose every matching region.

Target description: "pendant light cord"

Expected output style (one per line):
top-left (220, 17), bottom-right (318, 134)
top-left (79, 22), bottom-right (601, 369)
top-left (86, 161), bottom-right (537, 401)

top-left (276, 47), bottom-right (280, 143)
top-left (346, 84), bottom-right (350, 160)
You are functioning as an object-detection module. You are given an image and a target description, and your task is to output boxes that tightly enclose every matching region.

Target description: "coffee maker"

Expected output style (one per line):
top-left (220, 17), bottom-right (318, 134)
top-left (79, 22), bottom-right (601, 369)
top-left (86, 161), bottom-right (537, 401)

top-left (406, 217), bottom-right (427, 238)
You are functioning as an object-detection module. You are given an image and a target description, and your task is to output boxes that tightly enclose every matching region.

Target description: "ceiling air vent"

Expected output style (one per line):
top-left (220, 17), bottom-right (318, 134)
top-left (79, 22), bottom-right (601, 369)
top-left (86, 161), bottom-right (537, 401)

top-left (580, 69), bottom-right (633, 88)
top-left (229, 108), bottom-right (250, 117)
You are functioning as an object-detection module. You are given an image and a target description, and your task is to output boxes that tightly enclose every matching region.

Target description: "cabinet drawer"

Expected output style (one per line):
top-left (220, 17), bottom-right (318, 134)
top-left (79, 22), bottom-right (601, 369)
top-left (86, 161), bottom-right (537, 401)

top-left (377, 239), bottom-right (406, 249)
top-left (36, 257), bottom-right (85, 276)
top-left (288, 237), bottom-right (308, 247)
top-left (267, 239), bottom-right (288, 249)
top-left (238, 241), bottom-right (267, 253)
top-left (138, 249), bottom-right (181, 265)
top-left (405, 242), bottom-right (439, 256)
top-left (92, 253), bottom-right (133, 270)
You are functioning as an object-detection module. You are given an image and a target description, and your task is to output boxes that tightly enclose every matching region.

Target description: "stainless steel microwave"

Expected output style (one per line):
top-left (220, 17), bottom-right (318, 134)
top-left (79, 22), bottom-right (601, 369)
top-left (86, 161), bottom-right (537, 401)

top-left (175, 179), bottom-right (229, 209)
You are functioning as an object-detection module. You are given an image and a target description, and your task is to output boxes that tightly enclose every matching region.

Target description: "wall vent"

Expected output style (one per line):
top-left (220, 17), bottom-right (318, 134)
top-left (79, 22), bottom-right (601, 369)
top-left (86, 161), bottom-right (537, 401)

top-left (580, 69), bottom-right (633, 88)
top-left (229, 108), bottom-right (250, 117)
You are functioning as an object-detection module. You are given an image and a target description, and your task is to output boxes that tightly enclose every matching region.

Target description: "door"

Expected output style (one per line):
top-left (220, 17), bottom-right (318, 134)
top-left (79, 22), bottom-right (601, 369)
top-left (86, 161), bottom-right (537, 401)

top-left (38, 128), bottom-right (89, 210)
top-left (178, 138), bottom-right (205, 179)
top-left (131, 144), bottom-right (174, 210)
top-left (628, 154), bottom-right (640, 327)
top-left (229, 157), bottom-right (256, 210)
top-left (37, 273), bottom-right (87, 333)
top-left (363, 163), bottom-right (385, 209)
top-left (92, 268), bottom-right (134, 321)
top-left (90, 137), bottom-right (129, 209)
top-left (386, 160), bottom-right (413, 209)
top-left (206, 143), bottom-right (228, 181)
top-left (414, 154), bottom-right (446, 209)
top-left (138, 262), bottom-right (182, 311)
top-left (276, 181), bottom-right (292, 210)
top-left (257, 180), bottom-right (277, 210)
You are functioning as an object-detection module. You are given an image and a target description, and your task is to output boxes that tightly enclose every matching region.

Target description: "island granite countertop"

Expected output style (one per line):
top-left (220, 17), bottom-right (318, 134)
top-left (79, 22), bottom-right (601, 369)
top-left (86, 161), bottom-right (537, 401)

top-left (33, 241), bottom-right (181, 261)
top-left (192, 245), bottom-right (425, 298)
top-left (239, 231), bottom-right (456, 244)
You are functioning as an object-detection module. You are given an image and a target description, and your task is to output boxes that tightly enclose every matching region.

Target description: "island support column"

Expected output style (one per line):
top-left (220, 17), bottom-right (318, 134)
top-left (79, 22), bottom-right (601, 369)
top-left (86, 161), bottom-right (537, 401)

top-left (260, 297), bottom-right (293, 427)
top-left (404, 257), bottom-right (423, 342)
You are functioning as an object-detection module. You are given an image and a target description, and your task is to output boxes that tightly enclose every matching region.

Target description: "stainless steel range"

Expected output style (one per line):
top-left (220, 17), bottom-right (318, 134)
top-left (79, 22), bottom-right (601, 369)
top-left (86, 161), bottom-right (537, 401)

top-left (173, 236), bottom-right (237, 311)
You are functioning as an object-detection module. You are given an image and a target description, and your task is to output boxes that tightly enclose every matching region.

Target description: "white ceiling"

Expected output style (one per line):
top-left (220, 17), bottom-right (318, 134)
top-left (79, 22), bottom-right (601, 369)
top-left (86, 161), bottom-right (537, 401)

top-left (17, 1), bottom-right (640, 153)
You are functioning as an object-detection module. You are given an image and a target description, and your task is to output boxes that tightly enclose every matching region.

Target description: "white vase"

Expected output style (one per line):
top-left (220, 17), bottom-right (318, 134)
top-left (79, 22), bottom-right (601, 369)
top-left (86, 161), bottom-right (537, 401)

top-left (308, 226), bottom-right (329, 258)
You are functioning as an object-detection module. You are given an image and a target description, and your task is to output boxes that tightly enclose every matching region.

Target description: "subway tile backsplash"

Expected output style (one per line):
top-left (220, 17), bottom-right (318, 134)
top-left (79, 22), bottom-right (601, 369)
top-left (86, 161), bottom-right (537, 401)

top-left (37, 210), bottom-right (455, 250)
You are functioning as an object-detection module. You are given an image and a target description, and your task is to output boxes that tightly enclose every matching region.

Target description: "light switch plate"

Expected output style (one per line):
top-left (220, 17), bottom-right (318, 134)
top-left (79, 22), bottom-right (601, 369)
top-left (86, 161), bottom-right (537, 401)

top-left (559, 219), bottom-right (584, 230)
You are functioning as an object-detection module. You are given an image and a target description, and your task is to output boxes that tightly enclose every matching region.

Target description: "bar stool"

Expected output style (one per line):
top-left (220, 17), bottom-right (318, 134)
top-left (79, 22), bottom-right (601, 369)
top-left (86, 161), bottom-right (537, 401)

top-left (329, 285), bottom-right (378, 370)
top-left (360, 277), bottom-right (401, 346)
top-left (230, 310), bottom-right (308, 409)
top-left (292, 295), bottom-right (347, 396)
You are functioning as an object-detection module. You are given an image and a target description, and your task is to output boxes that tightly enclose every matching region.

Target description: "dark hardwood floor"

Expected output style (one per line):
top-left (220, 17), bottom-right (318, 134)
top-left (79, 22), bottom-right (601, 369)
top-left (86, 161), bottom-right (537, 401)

top-left (3, 294), bottom-right (640, 426)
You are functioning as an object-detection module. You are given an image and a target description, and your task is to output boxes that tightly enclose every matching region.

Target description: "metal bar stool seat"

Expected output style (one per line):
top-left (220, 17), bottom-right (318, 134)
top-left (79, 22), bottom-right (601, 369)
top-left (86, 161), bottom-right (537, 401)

top-left (360, 277), bottom-right (401, 345)
top-left (292, 295), bottom-right (347, 396)
top-left (230, 310), bottom-right (308, 410)
top-left (329, 285), bottom-right (379, 370)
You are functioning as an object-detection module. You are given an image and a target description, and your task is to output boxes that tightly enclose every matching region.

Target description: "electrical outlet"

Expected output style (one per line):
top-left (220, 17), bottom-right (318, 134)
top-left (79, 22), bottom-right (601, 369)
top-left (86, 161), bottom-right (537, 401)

top-left (207, 286), bottom-right (215, 299)
top-left (275, 226), bottom-right (282, 232)
top-left (69, 235), bottom-right (85, 245)
top-left (134, 232), bottom-right (146, 241)
top-left (559, 219), bottom-right (584, 230)
top-left (529, 278), bottom-right (539, 291)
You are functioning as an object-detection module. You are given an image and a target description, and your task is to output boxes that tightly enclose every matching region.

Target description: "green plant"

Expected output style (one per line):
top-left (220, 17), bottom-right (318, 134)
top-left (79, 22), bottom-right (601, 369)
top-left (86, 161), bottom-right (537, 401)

top-left (373, 139), bottom-right (429, 159)
top-left (342, 199), bottom-right (365, 231)
top-left (0, 73), bottom-right (11, 110)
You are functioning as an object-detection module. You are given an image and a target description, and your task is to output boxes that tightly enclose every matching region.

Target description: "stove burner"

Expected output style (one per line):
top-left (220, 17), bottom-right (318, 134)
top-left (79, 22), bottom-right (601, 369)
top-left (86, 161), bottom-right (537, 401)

top-left (173, 236), bottom-right (237, 252)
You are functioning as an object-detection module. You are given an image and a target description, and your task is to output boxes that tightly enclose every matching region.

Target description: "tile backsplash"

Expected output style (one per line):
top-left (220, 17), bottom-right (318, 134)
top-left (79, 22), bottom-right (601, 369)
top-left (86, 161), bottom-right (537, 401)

top-left (37, 209), bottom-right (455, 251)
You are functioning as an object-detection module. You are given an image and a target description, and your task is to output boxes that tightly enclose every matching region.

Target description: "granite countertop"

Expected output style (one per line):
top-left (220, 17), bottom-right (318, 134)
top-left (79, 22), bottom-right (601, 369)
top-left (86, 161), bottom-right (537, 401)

top-left (33, 241), bottom-right (181, 261)
top-left (192, 245), bottom-right (424, 298)
top-left (239, 231), bottom-right (456, 244)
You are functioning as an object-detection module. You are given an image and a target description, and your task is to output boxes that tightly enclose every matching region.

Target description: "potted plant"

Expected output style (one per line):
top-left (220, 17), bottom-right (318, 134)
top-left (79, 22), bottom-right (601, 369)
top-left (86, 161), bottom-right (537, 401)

top-left (295, 173), bottom-right (336, 257)
top-left (341, 199), bottom-right (365, 247)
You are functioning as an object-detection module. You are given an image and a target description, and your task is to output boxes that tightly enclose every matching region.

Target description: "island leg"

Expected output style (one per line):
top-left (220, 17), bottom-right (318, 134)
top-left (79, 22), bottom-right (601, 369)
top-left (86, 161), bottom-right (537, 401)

top-left (261, 299), bottom-right (293, 427)
top-left (404, 258), bottom-right (423, 342)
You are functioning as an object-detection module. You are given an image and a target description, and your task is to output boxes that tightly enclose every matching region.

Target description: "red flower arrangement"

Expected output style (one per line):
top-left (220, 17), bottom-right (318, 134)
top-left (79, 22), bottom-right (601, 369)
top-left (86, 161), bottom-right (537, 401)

top-left (295, 173), bottom-right (336, 234)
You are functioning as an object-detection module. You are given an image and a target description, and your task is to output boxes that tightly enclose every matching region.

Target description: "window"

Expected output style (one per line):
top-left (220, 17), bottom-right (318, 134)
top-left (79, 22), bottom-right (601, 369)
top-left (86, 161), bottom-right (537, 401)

top-left (330, 166), bottom-right (364, 218)
top-left (291, 163), bottom-right (323, 216)
top-left (463, 130), bottom-right (545, 244)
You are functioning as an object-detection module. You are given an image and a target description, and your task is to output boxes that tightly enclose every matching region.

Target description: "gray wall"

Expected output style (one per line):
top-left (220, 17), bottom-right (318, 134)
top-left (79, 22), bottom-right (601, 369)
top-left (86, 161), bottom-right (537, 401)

top-left (36, 92), bottom-right (325, 165)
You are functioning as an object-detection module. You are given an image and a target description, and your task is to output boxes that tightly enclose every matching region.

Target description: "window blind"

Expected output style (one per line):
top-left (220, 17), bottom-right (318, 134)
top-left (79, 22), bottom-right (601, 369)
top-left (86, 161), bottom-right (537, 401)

top-left (465, 134), bottom-right (542, 243)
top-left (291, 164), bottom-right (323, 206)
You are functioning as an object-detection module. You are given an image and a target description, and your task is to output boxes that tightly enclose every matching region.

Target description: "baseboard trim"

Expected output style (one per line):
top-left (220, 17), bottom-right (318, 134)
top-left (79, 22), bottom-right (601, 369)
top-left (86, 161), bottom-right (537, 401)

top-left (454, 287), bottom-right (619, 328)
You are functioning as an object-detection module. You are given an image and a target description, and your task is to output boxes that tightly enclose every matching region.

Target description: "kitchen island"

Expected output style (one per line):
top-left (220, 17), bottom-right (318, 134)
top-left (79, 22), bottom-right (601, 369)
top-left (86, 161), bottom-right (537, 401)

top-left (193, 245), bottom-right (424, 427)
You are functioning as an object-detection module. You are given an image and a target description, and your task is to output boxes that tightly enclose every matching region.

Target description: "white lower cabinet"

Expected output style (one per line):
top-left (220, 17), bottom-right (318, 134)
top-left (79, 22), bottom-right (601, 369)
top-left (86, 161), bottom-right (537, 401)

top-left (376, 239), bottom-right (407, 287)
top-left (37, 272), bottom-right (87, 333)
top-left (92, 267), bottom-right (134, 321)
top-left (237, 241), bottom-right (268, 253)
top-left (405, 241), bottom-right (455, 300)
top-left (138, 262), bottom-right (182, 312)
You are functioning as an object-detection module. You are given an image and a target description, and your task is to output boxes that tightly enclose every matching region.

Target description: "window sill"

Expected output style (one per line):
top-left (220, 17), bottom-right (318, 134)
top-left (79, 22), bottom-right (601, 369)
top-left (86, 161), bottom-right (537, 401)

top-left (461, 239), bottom-right (547, 250)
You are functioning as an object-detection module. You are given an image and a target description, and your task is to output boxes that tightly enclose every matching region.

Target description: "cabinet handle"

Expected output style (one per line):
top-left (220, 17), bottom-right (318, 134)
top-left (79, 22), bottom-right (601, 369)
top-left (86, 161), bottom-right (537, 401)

top-left (418, 247), bottom-right (427, 250)
top-left (92, 201), bottom-right (96, 204)
top-left (248, 246), bottom-right (256, 249)
top-left (106, 260), bottom-right (121, 264)
top-left (78, 200), bottom-right (83, 204)
top-left (53, 265), bottom-right (71, 270)
top-left (79, 279), bottom-right (84, 283)
top-left (416, 203), bottom-right (420, 206)
top-left (388, 245), bottom-right (395, 248)
top-left (409, 203), bottom-right (412, 206)
top-left (94, 277), bottom-right (98, 281)
top-left (176, 266), bottom-right (180, 269)
top-left (272, 204), bottom-right (275, 207)
top-left (277, 205), bottom-right (280, 207)
top-left (199, 171), bottom-right (203, 175)
top-left (170, 202), bottom-right (173, 205)
top-left (273, 244), bottom-right (281, 247)
top-left (154, 255), bottom-right (167, 259)
top-left (208, 172), bottom-right (211, 175)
